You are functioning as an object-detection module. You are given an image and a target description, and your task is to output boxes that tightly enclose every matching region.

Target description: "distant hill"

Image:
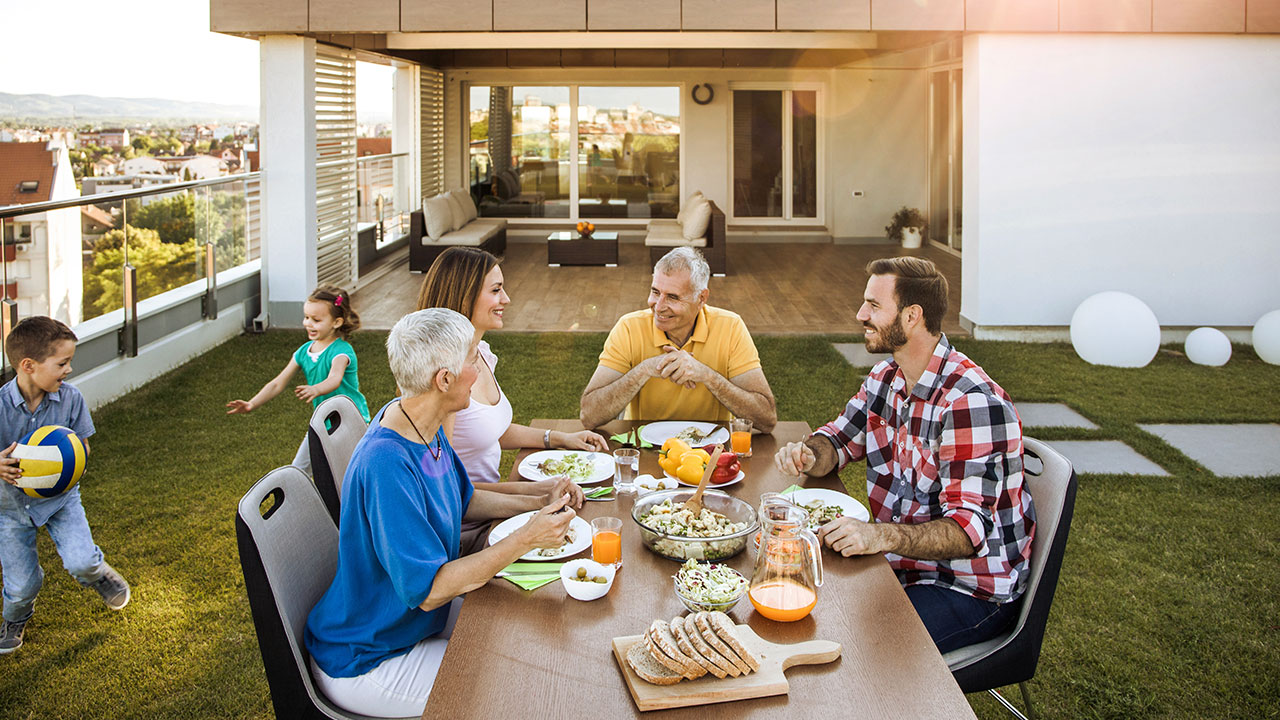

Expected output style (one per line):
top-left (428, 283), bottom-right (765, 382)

top-left (0, 92), bottom-right (257, 123)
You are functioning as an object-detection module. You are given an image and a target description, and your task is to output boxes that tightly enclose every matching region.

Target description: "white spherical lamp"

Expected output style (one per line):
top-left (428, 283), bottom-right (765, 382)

top-left (1184, 327), bottom-right (1231, 367)
top-left (1069, 291), bottom-right (1161, 368)
top-left (1254, 310), bottom-right (1280, 365)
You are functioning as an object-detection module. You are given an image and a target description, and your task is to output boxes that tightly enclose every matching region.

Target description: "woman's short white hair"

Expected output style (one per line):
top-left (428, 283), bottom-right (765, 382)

top-left (654, 247), bottom-right (710, 295)
top-left (387, 308), bottom-right (474, 397)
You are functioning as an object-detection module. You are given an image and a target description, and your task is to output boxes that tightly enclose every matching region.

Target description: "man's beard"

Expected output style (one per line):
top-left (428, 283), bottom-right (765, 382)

top-left (864, 314), bottom-right (908, 354)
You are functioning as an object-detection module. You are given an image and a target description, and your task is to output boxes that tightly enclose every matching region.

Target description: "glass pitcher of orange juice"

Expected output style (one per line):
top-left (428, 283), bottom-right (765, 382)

top-left (748, 493), bottom-right (823, 622)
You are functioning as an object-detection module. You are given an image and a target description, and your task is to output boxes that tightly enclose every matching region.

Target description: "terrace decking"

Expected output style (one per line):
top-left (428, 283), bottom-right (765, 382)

top-left (353, 239), bottom-right (964, 336)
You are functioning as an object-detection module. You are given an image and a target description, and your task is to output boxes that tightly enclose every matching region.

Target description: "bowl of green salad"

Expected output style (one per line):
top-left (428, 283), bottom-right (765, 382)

top-left (673, 559), bottom-right (749, 614)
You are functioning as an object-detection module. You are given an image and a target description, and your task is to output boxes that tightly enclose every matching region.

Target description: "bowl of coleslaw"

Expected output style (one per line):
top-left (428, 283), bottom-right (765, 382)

top-left (631, 489), bottom-right (758, 562)
top-left (673, 559), bottom-right (748, 613)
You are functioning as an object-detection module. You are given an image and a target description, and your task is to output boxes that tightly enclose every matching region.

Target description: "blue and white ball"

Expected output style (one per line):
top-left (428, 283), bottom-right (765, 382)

top-left (12, 425), bottom-right (87, 498)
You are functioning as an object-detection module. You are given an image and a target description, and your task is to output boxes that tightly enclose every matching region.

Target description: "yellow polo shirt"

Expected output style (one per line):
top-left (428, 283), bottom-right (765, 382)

top-left (598, 305), bottom-right (762, 422)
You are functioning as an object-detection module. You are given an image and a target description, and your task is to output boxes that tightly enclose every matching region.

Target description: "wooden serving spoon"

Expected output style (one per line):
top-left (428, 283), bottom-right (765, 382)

top-left (684, 444), bottom-right (723, 516)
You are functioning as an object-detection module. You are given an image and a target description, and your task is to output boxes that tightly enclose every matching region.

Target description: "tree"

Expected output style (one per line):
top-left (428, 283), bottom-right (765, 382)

top-left (83, 226), bottom-right (201, 319)
top-left (131, 136), bottom-right (154, 154)
top-left (126, 194), bottom-right (195, 244)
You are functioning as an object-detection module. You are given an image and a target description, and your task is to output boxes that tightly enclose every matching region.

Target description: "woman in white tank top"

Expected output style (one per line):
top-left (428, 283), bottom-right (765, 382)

top-left (417, 248), bottom-right (608, 550)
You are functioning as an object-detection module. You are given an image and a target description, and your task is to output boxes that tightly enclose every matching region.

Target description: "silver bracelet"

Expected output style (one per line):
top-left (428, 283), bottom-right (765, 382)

top-left (543, 429), bottom-right (552, 449)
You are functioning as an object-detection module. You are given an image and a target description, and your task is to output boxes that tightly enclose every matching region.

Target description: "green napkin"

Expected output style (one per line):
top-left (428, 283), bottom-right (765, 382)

top-left (780, 484), bottom-right (805, 495)
top-left (502, 562), bottom-right (564, 575)
top-left (586, 486), bottom-right (613, 499)
top-left (635, 425), bottom-right (654, 449)
top-left (504, 574), bottom-right (562, 591)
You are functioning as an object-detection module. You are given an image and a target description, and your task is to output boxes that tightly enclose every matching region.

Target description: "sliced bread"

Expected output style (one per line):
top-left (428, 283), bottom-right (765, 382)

top-left (682, 613), bottom-right (740, 677)
top-left (670, 615), bottom-right (726, 679)
top-left (694, 612), bottom-right (752, 675)
top-left (627, 639), bottom-right (684, 686)
top-left (650, 620), bottom-right (706, 679)
top-left (708, 611), bottom-right (760, 671)
top-left (645, 632), bottom-right (694, 679)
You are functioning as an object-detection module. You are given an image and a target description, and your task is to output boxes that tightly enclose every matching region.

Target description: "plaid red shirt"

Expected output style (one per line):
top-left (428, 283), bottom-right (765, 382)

top-left (814, 335), bottom-right (1035, 603)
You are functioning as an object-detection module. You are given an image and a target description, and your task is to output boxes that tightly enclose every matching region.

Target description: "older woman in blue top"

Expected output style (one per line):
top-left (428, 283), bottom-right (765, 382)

top-left (304, 308), bottom-right (579, 718)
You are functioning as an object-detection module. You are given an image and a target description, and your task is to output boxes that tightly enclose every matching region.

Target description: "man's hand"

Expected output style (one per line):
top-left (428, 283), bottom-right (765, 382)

top-left (0, 442), bottom-right (21, 486)
top-left (518, 494), bottom-right (577, 549)
top-left (774, 441), bottom-right (815, 476)
top-left (537, 476), bottom-right (584, 509)
top-left (225, 400), bottom-right (254, 415)
top-left (294, 384), bottom-right (322, 402)
top-left (657, 347), bottom-right (709, 388)
top-left (557, 430), bottom-right (610, 452)
top-left (817, 517), bottom-right (884, 557)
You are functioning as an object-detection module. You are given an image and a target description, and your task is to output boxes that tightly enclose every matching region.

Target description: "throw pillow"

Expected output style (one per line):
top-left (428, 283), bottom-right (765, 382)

top-left (681, 197), bottom-right (711, 240)
top-left (449, 188), bottom-right (478, 223)
top-left (444, 191), bottom-right (467, 232)
top-left (677, 190), bottom-right (704, 225)
top-left (423, 194), bottom-right (454, 241)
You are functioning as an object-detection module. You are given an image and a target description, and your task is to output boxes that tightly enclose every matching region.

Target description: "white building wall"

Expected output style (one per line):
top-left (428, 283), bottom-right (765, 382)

top-left (830, 65), bottom-right (928, 241)
top-left (963, 33), bottom-right (1280, 333)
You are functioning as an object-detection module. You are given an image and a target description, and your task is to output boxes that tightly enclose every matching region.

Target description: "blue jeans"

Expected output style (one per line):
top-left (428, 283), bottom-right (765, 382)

top-left (906, 583), bottom-right (1019, 654)
top-left (0, 487), bottom-right (106, 622)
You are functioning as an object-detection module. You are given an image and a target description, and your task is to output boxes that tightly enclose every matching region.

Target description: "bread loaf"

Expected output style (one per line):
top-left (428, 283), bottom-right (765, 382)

top-left (627, 639), bottom-right (684, 686)
top-left (670, 615), bottom-right (727, 679)
top-left (708, 611), bottom-right (759, 671)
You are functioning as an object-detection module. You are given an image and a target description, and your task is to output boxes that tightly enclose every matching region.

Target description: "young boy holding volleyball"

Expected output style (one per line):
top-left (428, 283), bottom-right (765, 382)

top-left (0, 316), bottom-right (130, 654)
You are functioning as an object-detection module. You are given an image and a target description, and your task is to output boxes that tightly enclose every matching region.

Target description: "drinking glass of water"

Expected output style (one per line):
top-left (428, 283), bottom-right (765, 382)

top-left (613, 448), bottom-right (640, 494)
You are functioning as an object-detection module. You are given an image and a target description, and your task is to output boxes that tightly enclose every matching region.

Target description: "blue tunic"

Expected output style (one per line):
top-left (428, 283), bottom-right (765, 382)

top-left (304, 403), bottom-right (473, 677)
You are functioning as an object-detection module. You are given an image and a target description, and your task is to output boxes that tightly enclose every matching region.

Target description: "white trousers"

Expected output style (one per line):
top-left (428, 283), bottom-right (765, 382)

top-left (311, 597), bottom-right (463, 718)
top-left (292, 434), bottom-right (312, 476)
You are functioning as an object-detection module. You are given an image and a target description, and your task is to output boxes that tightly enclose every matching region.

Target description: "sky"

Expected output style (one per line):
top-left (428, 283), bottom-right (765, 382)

top-left (0, 0), bottom-right (391, 115)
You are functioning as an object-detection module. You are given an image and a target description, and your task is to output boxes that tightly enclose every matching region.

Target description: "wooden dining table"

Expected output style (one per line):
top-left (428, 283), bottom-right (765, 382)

top-left (422, 420), bottom-right (976, 719)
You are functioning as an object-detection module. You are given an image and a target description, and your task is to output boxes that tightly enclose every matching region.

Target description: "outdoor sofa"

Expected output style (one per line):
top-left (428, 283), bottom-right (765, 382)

top-left (410, 188), bottom-right (507, 272)
top-left (645, 192), bottom-right (727, 275)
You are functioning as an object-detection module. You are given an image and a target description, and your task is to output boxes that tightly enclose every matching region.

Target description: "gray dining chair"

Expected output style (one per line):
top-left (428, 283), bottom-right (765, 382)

top-left (307, 395), bottom-right (368, 525)
top-left (942, 437), bottom-right (1079, 720)
top-left (236, 465), bottom-right (408, 720)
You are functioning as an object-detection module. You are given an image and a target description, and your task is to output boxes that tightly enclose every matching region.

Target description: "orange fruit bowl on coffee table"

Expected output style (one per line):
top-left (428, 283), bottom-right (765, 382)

top-left (575, 221), bottom-right (596, 237)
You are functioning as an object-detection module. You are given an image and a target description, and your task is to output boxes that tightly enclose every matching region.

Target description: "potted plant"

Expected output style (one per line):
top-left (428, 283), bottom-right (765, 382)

top-left (885, 207), bottom-right (928, 249)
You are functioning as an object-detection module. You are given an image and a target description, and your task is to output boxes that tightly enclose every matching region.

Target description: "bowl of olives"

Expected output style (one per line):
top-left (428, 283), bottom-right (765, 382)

top-left (559, 559), bottom-right (616, 601)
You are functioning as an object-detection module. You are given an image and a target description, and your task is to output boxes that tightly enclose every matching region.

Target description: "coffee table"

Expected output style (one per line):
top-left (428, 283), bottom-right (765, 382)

top-left (547, 230), bottom-right (619, 267)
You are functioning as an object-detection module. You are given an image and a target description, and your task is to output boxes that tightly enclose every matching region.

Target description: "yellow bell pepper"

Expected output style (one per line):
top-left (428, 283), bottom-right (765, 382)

top-left (676, 462), bottom-right (706, 485)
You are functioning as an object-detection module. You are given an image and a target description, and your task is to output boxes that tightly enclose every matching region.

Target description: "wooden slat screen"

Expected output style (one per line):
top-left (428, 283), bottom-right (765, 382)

top-left (315, 44), bottom-right (357, 287)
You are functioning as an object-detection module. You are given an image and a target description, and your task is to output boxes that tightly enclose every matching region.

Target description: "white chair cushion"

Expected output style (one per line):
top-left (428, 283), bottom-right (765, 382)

top-left (676, 190), bottom-right (704, 225)
top-left (681, 198), bottom-right (712, 240)
top-left (469, 217), bottom-right (507, 231)
top-left (422, 195), bottom-right (454, 241)
top-left (440, 222), bottom-right (501, 247)
top-left (443, 191), bottom-right (467, 232)
top-left (645, 223), bottom-right (706, 247)
top-left (460, 189), bottom-right (479, 223)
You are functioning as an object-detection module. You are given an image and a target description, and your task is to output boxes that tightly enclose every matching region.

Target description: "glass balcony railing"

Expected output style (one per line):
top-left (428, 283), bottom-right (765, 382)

top-left (0, 171), bottom-right (261, 337)
top-left (356, 152), bottom-right (411, 248)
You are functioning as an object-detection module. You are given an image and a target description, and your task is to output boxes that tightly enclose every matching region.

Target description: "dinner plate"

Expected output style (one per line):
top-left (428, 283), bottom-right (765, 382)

top-left (488, 511), bottom-right (592, 562)
top-left (639, 421), bottom-right (730, 448)
top-left (518, 450), bottom-right (614, 485)
top-left (667, 469), bottom-right (745, 489)
top-left (780, 487), bottom-right (871, 523)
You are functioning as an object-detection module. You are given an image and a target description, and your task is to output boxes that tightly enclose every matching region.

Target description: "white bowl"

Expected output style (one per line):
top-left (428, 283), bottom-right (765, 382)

top-left (559, 559), bottom-right (617, 601)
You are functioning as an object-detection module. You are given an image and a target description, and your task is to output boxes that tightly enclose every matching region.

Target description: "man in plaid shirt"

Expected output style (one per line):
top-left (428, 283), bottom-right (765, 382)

top-left (775, 257), bottom-right (1035, 653)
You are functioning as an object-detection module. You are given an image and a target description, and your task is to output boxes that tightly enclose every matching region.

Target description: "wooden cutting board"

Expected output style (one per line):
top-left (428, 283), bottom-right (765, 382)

top-left (611, 624), bottom-right (841, 711)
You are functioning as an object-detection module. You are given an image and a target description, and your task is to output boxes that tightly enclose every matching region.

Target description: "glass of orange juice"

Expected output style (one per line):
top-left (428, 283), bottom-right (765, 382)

top-left (730, 418), bottom-right (753, 457)
top-left (591, 516), bottom-right (623, 568)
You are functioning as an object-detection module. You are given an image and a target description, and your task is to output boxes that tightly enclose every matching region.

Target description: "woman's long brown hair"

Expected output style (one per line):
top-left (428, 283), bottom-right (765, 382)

top-left (415, 246), bottom-right (500, 319)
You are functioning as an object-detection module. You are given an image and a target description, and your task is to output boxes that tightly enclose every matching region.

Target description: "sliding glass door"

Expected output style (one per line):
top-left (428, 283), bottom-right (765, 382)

top-left (468, 84), bottom-right (680, 221)
top-left (928, 69), bottom-right (962, 251)
top-left (731, 87), bottom-right (820, 222)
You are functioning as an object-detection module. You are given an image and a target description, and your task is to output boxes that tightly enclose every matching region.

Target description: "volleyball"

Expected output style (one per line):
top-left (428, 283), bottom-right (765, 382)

top-left (12, 425), bottom-right (87, 498)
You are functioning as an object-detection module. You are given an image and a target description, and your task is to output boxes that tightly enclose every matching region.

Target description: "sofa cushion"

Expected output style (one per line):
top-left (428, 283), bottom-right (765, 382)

top-left (469, 217), bottom-right (507, 231)
top-left (681, 198), bottom-right (712, 240)
top-left (676, 190), bottom-right (703, 225)
top-left (439, 222), bottom-right (502, 247)
top-left (645, 222), bottom-right (706, 248)
top-left (443, 191), bottom-right (467, 232)
top-left (422, 195), bottom-right (454, 241)
top-left (451, 189), bottom-right (479, 223)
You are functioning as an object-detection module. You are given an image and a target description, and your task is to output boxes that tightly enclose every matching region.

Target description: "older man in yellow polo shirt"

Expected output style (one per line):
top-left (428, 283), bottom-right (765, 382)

top-left (580, 248), bottom-right (777, 431)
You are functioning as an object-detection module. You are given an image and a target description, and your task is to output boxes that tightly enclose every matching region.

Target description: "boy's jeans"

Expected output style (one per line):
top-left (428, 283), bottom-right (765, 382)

top-left (0, 487), bottom-right (105, 622)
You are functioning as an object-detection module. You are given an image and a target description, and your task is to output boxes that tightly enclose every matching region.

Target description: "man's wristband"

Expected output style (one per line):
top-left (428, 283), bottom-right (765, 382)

top-left (543, 429), bottom-right (552, 449)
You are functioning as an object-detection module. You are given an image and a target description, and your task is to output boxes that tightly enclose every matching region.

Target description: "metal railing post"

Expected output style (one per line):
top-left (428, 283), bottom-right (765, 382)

top-left (1, 217), bottom-right (12, 382)
top-left (119, 264), bottom-right (138, 358)
top-left (202, 241), bottom-right (218, 319)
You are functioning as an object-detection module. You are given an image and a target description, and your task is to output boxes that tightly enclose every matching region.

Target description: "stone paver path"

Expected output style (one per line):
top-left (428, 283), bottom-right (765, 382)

top-left (1045, 440), bottom-right (1169, 476)
top-left (1018, 403), bottom-right (1099, 429)
top-left (833, 343), bottom-right (890, 368)
top-left (1138, 423), bottom-right (1280, 477)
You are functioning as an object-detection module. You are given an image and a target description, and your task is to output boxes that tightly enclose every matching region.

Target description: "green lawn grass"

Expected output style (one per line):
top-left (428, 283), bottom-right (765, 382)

top-left (1, 331), bottom-right (1277, 719)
